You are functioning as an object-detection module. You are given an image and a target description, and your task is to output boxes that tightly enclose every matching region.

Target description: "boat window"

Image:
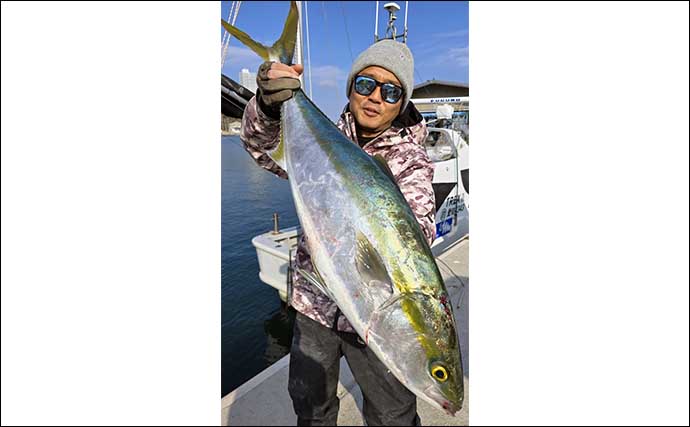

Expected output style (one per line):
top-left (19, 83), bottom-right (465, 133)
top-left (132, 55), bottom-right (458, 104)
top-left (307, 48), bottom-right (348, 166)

top-left (424, 130), bottom-right (456, 162)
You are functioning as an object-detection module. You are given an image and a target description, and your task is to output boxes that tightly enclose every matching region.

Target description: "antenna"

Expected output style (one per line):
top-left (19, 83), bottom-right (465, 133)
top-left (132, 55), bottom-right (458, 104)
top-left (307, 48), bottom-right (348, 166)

top-left (383, 2), bottom-right (401, 42)
top-left (384, 2), bottom-right (400, 13)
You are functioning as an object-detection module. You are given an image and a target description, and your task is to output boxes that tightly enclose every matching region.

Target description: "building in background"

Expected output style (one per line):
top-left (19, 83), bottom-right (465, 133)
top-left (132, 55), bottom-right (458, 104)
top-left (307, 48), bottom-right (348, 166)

top-left (239, 68), bottom-right (258, 94)
top-left (411, 80), bottom-right (470, 142)
top-left (411, 80), bottom-right (469, 118)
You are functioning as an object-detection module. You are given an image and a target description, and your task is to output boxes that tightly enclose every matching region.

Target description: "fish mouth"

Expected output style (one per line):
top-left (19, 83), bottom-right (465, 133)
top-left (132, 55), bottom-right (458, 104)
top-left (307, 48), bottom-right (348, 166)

top-left (423, 385), bottom-right (461, 416)
top-left (441, 400), bottom-right (460, 416)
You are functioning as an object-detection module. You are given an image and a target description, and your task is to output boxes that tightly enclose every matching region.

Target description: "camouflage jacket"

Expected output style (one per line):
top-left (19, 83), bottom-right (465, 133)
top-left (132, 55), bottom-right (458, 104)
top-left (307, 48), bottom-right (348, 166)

top-left (240, 96), bottom-right (435, 333)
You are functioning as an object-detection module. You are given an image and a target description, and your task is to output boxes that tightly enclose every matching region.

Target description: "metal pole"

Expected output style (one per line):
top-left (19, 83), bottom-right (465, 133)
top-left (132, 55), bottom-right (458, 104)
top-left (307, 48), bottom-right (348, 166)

top-left (295, 1), bottom-right (303, 82)
top-left (404, 1), bottom-right (409, 43)
top-left (305, 1), bottom-right (313, 98)
top-left (374, 1), bottom-right (379, 42)
top-left (272, 213), bottom-right (280, 234)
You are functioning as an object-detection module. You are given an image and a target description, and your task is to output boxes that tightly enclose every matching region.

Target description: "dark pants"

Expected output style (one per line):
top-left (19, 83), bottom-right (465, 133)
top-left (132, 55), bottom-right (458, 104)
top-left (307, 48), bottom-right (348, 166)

top-left (288, 312), bottom-right (421, 426)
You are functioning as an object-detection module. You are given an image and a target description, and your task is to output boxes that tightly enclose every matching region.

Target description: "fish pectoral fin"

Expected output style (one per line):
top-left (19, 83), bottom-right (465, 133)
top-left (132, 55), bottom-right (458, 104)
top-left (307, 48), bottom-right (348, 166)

top-left (365, 292), bottom-right (405, 345)
top-left (355, 231), bottom-right (395, 305)
top-left (295, 266), bottom-right (334, 300)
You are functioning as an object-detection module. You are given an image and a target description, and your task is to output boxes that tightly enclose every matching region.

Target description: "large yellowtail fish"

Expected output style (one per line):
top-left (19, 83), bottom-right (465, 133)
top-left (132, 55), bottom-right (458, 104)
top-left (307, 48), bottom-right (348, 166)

top-left (222, 1), bottom-right (464, 415)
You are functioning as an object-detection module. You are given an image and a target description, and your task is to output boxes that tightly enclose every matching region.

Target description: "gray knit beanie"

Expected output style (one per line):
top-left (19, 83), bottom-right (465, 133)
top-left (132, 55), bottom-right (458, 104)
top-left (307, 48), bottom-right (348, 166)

top-left (346, 39), bottom-right (414, 111)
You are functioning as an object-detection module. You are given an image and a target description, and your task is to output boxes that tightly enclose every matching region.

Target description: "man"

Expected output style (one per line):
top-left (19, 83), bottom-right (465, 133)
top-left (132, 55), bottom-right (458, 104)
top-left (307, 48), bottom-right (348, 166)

top-left (240, 39), bottom-right (435, 426)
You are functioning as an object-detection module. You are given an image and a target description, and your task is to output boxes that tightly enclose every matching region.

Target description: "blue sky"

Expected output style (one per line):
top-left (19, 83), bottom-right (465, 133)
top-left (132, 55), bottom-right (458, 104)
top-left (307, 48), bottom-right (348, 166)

top-left (221, 1), bottom-right (468, 121)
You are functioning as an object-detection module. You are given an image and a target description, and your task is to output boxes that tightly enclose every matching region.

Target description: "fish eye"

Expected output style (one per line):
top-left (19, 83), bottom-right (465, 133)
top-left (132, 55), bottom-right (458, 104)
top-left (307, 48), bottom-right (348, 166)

top-left (431, 365), bottom-right (448, 382)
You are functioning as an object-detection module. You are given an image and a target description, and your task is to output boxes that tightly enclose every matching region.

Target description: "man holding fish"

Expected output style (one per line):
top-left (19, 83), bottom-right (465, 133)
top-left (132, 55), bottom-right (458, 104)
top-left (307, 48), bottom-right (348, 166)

top-left (242, 44), bottom-right (437, 426)
top-left (227, 2), bottom-right (463, 424)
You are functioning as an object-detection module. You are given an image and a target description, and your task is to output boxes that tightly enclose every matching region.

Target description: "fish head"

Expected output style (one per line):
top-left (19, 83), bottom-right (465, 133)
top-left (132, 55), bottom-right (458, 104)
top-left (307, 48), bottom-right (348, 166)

top-left (367, 290), bottom-right (464, 416)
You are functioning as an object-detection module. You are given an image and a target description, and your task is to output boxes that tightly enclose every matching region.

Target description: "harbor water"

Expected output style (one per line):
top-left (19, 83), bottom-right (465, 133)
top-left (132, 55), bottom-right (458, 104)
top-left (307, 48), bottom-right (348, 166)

top-left (222, 135), bottom-right (298, 396)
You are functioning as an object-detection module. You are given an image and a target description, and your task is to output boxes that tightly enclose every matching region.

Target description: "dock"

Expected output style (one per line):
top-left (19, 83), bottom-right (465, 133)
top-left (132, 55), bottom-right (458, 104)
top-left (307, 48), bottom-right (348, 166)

top-left (222, 239), bottom-right (469, 426)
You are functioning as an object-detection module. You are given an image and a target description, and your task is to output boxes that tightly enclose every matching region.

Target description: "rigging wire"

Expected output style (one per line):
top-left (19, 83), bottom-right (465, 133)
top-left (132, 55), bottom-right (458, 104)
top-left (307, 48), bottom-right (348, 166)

top-left (221, 1), bottom-right (236, 66)
top-left (320, 1), bottom-right (339, 102)
top-left (221, 1), bottom-right (242, 69)
top-left (415, 68), bottom-right (434, 98)
top-left (339, 1), bottom-right (354, 63)
top-left (221, 1), bottom-right (235, 47)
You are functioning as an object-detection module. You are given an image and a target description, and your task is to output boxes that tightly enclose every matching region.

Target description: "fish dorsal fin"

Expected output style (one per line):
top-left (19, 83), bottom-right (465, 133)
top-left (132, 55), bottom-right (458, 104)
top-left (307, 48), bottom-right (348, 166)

top-left (373, 154), bottom-right (396, 183)
top-left (355, 231), bottom-right (394, 305)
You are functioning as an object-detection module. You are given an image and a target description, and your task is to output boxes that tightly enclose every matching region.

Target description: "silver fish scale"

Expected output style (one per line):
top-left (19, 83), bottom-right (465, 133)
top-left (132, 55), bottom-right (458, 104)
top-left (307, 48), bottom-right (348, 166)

top-left (281, 93), bottom-right (401, 332)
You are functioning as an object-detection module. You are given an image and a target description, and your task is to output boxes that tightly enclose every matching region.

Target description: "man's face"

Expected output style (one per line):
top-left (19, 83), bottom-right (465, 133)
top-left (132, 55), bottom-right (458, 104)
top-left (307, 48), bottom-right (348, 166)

top-left (349, 66), bottom-right (403, 138)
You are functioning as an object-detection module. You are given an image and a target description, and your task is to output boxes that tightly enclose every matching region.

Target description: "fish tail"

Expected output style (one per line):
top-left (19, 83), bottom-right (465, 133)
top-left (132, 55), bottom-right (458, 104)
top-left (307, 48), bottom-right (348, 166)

top-left (221, 1), bottom-right (298, 64)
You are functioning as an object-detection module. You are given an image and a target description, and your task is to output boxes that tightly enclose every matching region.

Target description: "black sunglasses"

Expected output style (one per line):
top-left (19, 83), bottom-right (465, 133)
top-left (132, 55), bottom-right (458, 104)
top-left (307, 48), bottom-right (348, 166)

top-left (353, 75), bottom-right (404, 104)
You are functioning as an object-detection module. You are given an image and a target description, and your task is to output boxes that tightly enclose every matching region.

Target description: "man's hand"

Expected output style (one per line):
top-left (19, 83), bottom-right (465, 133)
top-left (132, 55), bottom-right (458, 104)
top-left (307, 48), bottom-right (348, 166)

top-left (256, 61), bottom-right (304, 119)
